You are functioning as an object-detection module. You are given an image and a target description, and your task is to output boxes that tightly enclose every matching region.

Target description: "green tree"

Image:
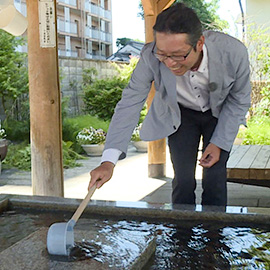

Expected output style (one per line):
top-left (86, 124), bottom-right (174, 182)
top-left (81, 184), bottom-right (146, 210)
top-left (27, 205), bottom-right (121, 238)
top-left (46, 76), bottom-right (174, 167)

top-left (245, 24), bottom-right (270, 80)
top-left (116, 37), bottom-right (133, 49)
top-left (0, 30), bottom-right (28, 117)
top-left (138, 0), bottom-right (229, 31)
top-left (178, 0), bottom-right (228, 30)
top-left (111, 56), bottom-right (139, 81)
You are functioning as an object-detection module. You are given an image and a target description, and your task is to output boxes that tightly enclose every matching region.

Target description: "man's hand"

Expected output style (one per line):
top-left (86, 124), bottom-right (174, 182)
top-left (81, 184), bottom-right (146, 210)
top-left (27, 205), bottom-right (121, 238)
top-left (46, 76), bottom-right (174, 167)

top-left (199, 143), bottom-right (221, 168)
top-left (88, 161), bottom-right (115, 189)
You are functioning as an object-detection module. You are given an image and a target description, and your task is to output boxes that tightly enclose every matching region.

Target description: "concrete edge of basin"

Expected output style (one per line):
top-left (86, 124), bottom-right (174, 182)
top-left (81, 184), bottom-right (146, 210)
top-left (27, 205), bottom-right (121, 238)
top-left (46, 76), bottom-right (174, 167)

top-left (0, 197), bottom-right (9, 213)
top-left (0, 227), bottom-right (157, 270)
top-left (1, 194), bottom-right (270, 225)
top-left (130, 237), bottom-right (156, 270)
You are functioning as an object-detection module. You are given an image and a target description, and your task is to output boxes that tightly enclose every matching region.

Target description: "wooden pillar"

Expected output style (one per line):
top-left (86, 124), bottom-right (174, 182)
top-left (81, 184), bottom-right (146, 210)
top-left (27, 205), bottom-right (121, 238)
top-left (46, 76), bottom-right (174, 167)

top-left (142, 0), bottom-right (174, 178)
top-left (27, 0), bottom-right (64, 196)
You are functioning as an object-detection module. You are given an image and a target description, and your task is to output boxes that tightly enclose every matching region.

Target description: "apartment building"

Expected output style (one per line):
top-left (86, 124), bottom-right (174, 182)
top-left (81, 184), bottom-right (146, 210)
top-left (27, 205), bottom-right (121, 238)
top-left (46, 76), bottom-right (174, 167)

top-left (14, 0), bottom-right (113, 60)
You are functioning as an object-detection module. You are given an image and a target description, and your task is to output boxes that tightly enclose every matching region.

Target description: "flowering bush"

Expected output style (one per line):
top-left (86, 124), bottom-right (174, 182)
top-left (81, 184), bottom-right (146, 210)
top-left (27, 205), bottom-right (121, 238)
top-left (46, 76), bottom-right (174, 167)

top-left (76, 126), bottom-right (106, 145)
top-left (131, 123), bottom-right (142, 142)
top-left (0, 123), bottom-right (6, 139)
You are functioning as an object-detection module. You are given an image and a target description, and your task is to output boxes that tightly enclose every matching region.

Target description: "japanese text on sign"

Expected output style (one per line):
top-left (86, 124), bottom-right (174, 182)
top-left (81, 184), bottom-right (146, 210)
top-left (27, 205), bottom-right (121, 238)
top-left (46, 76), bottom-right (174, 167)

top-left (38, 0), bottom-right (56, 48)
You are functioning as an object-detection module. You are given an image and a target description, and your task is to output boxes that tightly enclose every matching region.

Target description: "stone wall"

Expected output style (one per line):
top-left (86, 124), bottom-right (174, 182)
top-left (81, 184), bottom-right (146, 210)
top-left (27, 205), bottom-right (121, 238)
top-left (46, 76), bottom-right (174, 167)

top-left (59, 56), bottom-right (122, 116)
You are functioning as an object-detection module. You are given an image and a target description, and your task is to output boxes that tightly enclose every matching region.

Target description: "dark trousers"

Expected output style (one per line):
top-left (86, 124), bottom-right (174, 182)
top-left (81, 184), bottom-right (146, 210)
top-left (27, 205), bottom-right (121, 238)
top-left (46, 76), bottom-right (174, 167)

top-left (168, 105), bottom-right (230, 206)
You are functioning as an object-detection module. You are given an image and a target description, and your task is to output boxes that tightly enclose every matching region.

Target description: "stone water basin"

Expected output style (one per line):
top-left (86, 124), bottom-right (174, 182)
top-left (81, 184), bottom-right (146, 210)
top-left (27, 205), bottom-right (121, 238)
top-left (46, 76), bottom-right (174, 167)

top-left (0, 194), bottom-right (270, 269)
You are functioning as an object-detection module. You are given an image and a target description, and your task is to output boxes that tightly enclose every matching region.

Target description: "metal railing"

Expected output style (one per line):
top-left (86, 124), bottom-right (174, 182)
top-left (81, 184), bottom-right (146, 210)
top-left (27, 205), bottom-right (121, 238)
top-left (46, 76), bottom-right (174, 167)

top-left (58, 0), bottom-right (77, 7)
top-left (85, 27), bottom-right (112, 42)
top-left (58, 49), bottom-right (78, 58)
top-left (84, 2), bottom-right (111, 19)
top-left (85, 52), bottom-right (106, 60)
top-left (57, 19), bottom-right (78, 35)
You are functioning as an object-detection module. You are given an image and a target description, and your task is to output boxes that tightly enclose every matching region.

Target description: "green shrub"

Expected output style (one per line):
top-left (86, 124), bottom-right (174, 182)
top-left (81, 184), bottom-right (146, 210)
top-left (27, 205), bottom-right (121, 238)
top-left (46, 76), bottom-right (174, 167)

top-left (83, 76), bottom-right (128, 121)
top-left (3, 119), bottom-right (30, 142)
top-left (3, 141), bottom-right (86, 171)
top-left (82, 58), bottom-right (141, 121)
top-left (2, 95), bottom-right (68, 144)
top-left (2, 142), bottom-right (31, 170)
top-left (139, 103), bottom-right (147, 124)
top-left (62, 114), bottom-right (109, 152)
top-left (62, 119), bottom-right (80, 144)
top-left (242, 116), bottom-right (270, 145)
top-left (0, 31), bottom-right (29, 118)
top-left (253, 84), bottom-right (270, 117)
top-left (62, 141), bottom-right (86, 168)
top-left (111, 57), bottom-right (139, 81)
top-left (62, 114), bottom-right (109, 140)
top-left (237, 78), bottom-right (270, 145)
top-left (82, 67), bottom-right (98, 86)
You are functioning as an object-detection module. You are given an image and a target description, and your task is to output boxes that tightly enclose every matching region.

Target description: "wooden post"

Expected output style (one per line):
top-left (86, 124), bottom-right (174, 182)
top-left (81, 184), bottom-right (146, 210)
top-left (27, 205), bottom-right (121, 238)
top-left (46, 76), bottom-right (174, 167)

top-left (142, 0), bottom-right (174, 178)
top-left (27, 0), bottom-right (64, 196)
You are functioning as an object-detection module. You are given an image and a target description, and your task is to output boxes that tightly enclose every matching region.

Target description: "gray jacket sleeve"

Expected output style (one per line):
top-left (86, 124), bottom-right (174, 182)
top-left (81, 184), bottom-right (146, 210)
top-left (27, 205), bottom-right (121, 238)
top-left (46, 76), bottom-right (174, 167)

top-left (104, 44), bottom-right (155, 159)
top-left (210, 41), bottom-right (251, 152)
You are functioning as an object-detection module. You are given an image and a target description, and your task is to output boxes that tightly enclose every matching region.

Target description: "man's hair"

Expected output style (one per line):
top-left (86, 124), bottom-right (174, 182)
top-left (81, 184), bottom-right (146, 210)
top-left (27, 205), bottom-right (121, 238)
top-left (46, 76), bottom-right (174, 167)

top-left (153, 3), bottom-right (202, 48)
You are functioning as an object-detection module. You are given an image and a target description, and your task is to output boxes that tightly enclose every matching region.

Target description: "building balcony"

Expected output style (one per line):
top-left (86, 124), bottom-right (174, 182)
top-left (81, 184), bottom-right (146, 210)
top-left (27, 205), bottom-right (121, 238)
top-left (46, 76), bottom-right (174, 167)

top-left (85, 27), bottom-right (97, 39)
top-left (58, 0), bottom-right (77, 7)
top-left (85, 2), bottom-right (111, 20)
top-left (85, 27), bottom-right (112, 43)
top-left (58, 49), bottom-right (78, 58)
top-left (86, 52), bottom-right (106, 60)
top-left (57, 19), bottom-right (78, 35)
top-left (105, 33), bottom-right (112, 43)
top-left (104, 9), bottom-right (111, 20)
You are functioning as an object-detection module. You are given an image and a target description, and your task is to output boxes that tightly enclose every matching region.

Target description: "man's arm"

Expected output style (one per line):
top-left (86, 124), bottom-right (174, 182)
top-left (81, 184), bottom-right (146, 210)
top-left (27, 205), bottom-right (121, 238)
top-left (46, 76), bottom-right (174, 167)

top-left (210, 44), bottom-right (251, 152)
top-left (199, 143), bottom-right (221, 168)
top-left (88, 148), bottom-right (121, 189)
top-left (89, 161), bottom-right (115, 189)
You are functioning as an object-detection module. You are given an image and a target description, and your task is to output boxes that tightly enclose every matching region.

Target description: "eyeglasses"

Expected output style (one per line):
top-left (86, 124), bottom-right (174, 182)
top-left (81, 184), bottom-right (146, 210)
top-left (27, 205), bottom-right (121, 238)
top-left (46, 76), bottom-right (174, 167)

top-left (154, 46), bottom-right (193, 62)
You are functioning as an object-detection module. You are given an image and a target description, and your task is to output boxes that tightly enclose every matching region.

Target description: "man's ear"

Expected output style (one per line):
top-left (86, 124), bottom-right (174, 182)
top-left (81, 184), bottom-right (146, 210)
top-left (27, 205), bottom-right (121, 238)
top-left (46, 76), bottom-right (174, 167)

top-left (197, 35), bottom-right (205, 51)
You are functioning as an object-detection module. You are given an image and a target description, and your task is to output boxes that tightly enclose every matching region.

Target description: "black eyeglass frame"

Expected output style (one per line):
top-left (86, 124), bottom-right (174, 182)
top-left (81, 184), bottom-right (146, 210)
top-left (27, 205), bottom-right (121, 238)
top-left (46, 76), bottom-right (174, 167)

top-left (153, 46), bottom-right (193, 62)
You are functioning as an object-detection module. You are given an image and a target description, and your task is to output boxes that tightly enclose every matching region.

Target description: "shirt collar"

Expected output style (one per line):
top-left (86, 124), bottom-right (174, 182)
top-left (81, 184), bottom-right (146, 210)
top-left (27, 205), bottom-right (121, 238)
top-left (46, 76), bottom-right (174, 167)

top-left (196, 45), bottom-right (208, 73)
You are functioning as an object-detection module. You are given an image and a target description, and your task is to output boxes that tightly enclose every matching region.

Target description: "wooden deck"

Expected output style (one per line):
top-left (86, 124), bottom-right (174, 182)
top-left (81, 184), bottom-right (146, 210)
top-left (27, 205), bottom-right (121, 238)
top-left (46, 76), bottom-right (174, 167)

top-left (227, 145), bottom-right (270, 187)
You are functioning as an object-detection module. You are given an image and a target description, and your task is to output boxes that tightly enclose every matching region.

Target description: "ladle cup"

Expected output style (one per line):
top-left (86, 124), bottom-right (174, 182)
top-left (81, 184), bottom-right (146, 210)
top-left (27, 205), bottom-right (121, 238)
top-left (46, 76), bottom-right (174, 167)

top-left (47, 183), bottom-right (97, 256)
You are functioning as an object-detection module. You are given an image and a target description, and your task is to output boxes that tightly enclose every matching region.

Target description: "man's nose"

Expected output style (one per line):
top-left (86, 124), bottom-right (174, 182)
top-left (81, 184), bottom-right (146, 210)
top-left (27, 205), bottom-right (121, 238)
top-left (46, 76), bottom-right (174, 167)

top-left (164, 57), bottom-right (177, 67)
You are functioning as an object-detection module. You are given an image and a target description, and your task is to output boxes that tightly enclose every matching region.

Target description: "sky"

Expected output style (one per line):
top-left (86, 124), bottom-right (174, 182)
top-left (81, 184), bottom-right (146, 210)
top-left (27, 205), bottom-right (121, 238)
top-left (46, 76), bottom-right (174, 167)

top-left (111, 0), bottom-right (145, 52)
top-left (111, 0), bottom-right (246, 53)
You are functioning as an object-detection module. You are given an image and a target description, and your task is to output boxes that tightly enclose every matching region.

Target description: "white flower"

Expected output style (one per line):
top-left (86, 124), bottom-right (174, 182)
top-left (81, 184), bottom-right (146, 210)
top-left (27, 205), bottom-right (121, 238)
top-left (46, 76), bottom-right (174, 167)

top-left (76, 126), bottom-right (106, 145)
top-left (0, 123), bottom-right (6, 139)
top-left (131, 123), bottom-right (142, 142)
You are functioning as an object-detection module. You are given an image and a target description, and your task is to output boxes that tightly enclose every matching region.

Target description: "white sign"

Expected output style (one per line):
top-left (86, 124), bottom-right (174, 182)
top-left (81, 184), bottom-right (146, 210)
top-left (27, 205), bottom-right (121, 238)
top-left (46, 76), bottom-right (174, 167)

top-left (38, 0), bottom-right (56, 48)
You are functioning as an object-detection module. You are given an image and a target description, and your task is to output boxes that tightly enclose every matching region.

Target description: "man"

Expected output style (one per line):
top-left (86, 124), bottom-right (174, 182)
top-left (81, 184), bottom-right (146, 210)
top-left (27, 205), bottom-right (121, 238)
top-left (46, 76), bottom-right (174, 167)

top-left (89, 3), bottom-right (251, 206)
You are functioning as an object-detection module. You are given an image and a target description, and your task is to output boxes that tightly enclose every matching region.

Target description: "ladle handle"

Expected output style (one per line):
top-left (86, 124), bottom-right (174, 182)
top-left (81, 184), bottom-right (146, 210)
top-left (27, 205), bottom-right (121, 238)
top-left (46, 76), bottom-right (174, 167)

top-left (71, 184), bottom-right (97, 222)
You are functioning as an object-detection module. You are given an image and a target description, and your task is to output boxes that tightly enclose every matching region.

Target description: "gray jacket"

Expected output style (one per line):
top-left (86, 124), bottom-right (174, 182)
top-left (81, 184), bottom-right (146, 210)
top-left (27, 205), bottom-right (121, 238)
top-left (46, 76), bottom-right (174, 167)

top-left (105, 31), bottom-right (251, 159)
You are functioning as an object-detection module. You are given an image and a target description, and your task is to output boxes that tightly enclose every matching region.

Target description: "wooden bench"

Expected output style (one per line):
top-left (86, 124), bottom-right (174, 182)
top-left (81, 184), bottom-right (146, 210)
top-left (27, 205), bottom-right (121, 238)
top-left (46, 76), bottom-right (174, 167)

top-left (227, 145), bottom-right (270, 187)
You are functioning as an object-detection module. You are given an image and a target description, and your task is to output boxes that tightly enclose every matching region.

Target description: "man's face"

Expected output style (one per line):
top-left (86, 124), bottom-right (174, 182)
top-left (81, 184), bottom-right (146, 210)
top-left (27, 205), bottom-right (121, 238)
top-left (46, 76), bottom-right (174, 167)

top-left (155, 32), bottom-right (204, 76)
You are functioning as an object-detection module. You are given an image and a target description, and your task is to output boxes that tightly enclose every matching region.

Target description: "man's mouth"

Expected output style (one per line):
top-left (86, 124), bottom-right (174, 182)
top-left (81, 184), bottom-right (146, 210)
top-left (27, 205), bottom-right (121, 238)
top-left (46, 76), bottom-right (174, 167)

top-left (170, 66), bottom-right (181, 71)
top-left (169, 65), bottom-right (183, 72)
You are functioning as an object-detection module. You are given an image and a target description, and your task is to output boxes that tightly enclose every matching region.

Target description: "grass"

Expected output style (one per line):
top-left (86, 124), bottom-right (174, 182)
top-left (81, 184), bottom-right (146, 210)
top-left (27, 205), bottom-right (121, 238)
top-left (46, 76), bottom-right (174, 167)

top-left (62, 114), bottom-right (110, 146)
top-left (64, 114), bottom-right (110, 132)
top-left (238, 116), bottom-right (270, 145)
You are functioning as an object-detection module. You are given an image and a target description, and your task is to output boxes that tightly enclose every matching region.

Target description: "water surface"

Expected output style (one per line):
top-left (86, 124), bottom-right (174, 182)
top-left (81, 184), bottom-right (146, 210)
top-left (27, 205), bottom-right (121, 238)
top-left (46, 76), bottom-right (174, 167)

top-left (0, 209), bottom-right (269, 269)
